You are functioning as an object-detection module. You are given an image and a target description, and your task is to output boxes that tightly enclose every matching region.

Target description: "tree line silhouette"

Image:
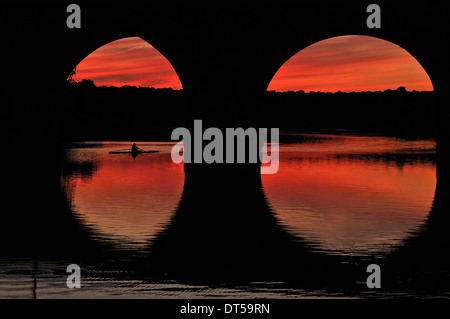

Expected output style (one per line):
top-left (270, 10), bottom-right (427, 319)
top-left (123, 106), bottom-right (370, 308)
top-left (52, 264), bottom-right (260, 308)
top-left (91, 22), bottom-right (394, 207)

top-left (59, 79), bottom-right (436, 141)
top-left (262, 88), bottom-right (436, 138)
top-left (62, 79), bottom-right (187, 141)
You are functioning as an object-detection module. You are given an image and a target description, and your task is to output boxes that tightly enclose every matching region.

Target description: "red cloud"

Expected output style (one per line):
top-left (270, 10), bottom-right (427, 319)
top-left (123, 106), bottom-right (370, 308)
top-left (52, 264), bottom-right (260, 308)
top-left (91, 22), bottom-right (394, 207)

top-left (72, 37), bottom-right (183, 89)
top-left (268, 35), bottom-right (433, 92)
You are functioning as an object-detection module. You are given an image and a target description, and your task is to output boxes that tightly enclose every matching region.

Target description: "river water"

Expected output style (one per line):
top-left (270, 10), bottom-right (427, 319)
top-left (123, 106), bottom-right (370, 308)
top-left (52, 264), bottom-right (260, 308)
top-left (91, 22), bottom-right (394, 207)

top-left (0, 133), bottom-right (439, 298)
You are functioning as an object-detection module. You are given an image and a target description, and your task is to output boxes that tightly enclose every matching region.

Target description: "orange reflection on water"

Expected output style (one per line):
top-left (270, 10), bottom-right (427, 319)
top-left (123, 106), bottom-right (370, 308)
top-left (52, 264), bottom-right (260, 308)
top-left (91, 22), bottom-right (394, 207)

top-left (66, 143), bottom-right (184, 247)
top-left (262, 134), bottom-right (436, 256)
top-left (65, 137), bottom-right (436, 257)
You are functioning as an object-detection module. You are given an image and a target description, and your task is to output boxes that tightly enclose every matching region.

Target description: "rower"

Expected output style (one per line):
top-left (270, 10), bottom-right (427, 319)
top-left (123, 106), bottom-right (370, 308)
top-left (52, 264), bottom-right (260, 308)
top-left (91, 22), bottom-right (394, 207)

top-left (131, 143), bottom-right (139, 153)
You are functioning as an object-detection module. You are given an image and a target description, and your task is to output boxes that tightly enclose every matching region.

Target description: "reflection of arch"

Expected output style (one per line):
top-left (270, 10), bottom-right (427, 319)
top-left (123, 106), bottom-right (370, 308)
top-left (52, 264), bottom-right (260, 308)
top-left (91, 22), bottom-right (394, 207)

top-left (62, 145), bottom-right (185, 247)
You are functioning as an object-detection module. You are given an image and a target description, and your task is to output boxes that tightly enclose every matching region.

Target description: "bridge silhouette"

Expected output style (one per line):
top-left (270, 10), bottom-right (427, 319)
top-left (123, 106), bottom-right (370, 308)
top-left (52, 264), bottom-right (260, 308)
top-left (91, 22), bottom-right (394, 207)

top-left (3, 2), bottom-right (449, 179)
top-left (2, 2), bottom-right (450, 295)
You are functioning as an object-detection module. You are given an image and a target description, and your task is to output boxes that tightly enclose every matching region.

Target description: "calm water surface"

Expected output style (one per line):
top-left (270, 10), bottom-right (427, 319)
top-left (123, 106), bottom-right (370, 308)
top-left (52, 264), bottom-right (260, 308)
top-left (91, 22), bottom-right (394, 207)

top-left (65, 136), bottom-right (436, 256)
top-left (0, 133), bottom-right (437, 298)
top-left (262, 133), bottom-right (436, 256)
top-left (62, 142), bottom-right (185, 248)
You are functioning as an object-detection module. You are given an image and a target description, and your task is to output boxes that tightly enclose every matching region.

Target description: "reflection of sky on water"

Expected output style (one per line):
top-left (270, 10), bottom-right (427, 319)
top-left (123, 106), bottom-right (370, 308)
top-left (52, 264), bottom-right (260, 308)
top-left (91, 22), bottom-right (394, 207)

top-left (63, 135), bottom-right (435, 257)
top-left (63, 142), bottom-right (184, 247)
top-left (262, 134), bottom-right (435, 256)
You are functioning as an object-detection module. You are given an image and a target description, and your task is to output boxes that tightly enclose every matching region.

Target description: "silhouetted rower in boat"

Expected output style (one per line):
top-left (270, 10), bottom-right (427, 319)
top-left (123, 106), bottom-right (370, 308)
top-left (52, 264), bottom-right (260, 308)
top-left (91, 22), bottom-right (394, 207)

top-left (131, 143), bottom-right (141, 154)
top-left (108, 145), bottom-right (158, 155)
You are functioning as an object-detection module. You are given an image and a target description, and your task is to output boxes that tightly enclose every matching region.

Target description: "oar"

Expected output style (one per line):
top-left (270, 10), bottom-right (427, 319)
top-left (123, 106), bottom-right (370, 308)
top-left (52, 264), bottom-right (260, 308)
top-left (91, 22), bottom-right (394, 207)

top-left (109, 147), bottom-right (131, 153)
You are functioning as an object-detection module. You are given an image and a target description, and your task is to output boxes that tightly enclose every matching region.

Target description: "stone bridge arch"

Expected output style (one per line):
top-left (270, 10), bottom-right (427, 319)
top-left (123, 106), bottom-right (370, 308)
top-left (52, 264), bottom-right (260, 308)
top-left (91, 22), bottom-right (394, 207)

top-left (3, 2), bottom-right (449, 222)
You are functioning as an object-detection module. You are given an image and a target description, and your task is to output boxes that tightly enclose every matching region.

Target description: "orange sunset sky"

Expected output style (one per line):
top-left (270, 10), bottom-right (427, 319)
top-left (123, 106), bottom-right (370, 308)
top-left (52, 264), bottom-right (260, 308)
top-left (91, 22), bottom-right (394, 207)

top-left (72, 37), bottom-right (183, 89)
top-left (72, 35), bottom-right (433, 92)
